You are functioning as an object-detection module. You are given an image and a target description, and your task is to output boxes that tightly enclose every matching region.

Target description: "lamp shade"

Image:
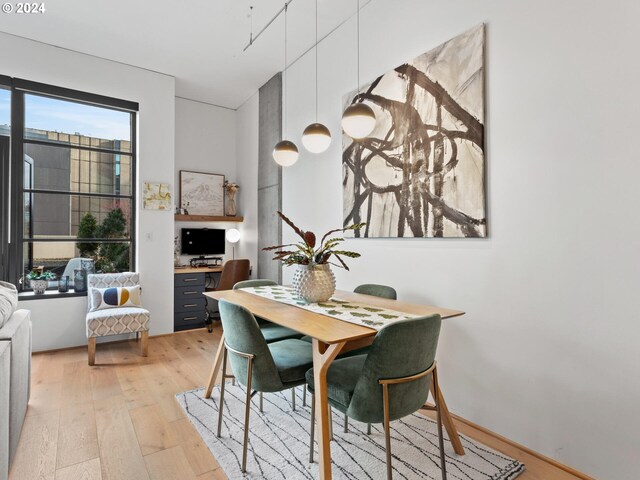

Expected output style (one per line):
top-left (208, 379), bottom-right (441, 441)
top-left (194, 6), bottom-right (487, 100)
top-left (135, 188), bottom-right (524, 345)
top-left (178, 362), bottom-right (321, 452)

top-left (226, 228), bottom-right (241, 244)
top-left (302, 122), bottom-right (332, 153)
top-left (273, 140), bottom-right (299, 167)
top-left (341, 103), bottom-right (376, 139)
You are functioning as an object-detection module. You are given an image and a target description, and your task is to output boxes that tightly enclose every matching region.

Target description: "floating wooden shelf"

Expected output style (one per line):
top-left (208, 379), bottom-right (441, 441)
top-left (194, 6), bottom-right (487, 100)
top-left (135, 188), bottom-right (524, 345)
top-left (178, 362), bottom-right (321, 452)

top-left (174, 214), bottom-right (244, 223)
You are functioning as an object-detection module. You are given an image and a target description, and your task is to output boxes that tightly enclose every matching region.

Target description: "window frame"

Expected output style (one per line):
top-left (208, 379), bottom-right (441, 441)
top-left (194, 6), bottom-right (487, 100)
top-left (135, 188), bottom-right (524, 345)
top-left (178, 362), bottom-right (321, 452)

top-left (2, 77), bottom-right (139, 297)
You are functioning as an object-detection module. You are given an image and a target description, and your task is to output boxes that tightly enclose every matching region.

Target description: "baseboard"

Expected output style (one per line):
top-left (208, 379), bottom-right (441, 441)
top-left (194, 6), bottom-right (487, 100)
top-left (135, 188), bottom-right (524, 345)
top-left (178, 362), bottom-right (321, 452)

top-left (32, 326), bottom-right (212, 354)
top-left (450, 413), bottom-right (595, 480)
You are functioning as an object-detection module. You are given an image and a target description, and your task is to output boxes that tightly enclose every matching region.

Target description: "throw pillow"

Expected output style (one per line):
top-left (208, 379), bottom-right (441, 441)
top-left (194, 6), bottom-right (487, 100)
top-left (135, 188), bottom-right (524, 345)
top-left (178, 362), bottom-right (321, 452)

top-left (90, 285), bottom-right (142, 312)
top-left (0, 281), bottom-right (18, 329)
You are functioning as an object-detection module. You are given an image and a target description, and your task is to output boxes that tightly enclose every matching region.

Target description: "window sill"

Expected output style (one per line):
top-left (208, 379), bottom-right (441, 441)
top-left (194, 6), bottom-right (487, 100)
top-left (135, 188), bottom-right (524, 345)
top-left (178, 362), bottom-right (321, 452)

top-left (18, 289), bottom-right (87, 301)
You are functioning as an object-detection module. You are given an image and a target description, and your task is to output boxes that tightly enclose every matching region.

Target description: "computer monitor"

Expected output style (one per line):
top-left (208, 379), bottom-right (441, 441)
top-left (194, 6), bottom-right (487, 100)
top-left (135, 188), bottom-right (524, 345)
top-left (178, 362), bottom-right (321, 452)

top-left (180, 228), bottom-right (225, 256)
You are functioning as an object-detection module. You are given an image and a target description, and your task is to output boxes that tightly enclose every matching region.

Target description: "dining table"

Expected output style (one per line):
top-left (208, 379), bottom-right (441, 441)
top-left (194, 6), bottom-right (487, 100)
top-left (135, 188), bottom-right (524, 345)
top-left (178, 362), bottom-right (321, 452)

top-left (203, 287), bottom-right (465, 480)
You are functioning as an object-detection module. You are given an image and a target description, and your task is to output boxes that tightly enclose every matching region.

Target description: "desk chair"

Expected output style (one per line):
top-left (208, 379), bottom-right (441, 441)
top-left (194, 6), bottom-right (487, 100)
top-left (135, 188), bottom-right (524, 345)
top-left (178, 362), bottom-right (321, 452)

top-left (216, 300), bottom-right (314, 473)
top-left (306, 315), bottom-right (446, 480)
top-left (205, 259), bottom-right (250, 330)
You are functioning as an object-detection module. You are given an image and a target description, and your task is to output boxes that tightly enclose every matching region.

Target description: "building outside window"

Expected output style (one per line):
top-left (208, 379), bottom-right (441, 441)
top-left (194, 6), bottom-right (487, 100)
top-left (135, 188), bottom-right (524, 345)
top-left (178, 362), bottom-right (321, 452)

top-left (0, 77), bottom-right (138, 294)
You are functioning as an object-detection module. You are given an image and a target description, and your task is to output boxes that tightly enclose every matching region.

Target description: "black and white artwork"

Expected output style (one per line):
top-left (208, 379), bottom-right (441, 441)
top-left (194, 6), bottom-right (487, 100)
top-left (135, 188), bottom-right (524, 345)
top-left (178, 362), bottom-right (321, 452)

top-left (343, 24), bottom-right (486, 238)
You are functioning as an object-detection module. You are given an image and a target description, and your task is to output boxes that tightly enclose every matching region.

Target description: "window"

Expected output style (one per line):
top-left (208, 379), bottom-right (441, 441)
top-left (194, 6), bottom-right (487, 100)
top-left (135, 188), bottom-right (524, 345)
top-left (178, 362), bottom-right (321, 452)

top-left (1, 77), bottom-right (138, 295)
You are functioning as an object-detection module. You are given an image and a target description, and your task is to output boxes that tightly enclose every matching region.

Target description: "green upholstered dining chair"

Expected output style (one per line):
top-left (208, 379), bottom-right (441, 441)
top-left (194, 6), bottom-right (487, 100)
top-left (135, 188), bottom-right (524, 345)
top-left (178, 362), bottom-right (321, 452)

top-left (353, 283), bottom-right (397, 300)
top-left (301, 283), bottom-right (398, 426)
top-left (216, 299), bottom-right (314, 473)
top-left (233, 279), bottom-right (305, 409)
top-left (306, 315), bottom-right (447, 480)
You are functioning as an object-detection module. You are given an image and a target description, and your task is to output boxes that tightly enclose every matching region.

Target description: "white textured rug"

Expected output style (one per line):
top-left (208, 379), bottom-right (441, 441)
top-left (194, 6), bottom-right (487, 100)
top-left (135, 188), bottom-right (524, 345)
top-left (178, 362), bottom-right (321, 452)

top-left (176, 385), bottom-right (525, 480)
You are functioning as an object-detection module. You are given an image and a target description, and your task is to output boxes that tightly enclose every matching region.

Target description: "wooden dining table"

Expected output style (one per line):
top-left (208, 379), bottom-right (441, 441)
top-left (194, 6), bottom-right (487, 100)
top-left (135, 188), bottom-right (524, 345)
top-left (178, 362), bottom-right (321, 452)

top-left (203, 288), bottom-right (465, 480)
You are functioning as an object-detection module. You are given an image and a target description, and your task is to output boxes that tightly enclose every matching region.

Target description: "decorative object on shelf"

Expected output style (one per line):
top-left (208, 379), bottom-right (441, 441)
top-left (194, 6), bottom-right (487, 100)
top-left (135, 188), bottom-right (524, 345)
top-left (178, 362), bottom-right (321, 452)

top-left (343, 24), bottom-right (487, 238)
top-left (57, 275), bottom-right (69, 293)
top-left (302, 0), bottom-right (331, 154)
top-left (263, 211), bottom-right (365, 303)
top-left (142, 182), bottom-right (172, 210)
top-left (341, 0), bottom-right (376, 139)
top-left (273, 2), bottom-right (299, 167)
top-left (27, 269), bottom-right (56, 295)
top-left (180, 170), bottom-right (225, 216)
top-left (73, 268), bottom-right (87, 293)
top-left (226, 228), bottom-right (241, 260)
top-left (224, 181), bottom-right (240, 216)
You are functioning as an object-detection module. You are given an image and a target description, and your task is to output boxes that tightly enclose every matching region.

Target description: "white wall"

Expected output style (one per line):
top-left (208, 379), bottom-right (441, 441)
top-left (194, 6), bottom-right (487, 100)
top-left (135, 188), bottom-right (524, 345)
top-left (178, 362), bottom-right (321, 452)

top-left (235, 93), bottom-right (259, 276)
top-left (276, 1), bottom-right (640, 478)
top-left (2, 32), bottom-right (176, 351)
top-left (174, 98), bottom-right (241, 264)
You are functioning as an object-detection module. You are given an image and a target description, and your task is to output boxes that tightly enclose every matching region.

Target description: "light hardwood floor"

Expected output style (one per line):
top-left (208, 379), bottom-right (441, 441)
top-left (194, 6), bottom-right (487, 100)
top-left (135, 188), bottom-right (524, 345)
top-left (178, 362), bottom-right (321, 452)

top-left (10, 327), bottom-right (588, 480)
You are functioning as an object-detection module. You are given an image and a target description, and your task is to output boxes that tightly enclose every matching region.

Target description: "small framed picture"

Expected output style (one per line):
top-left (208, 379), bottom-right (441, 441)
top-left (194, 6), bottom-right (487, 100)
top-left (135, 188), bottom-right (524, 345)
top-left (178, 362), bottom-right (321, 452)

top-left (179, 170), bottom-right (225, 216)
top-left (142, 182), bottom-right (172, 210)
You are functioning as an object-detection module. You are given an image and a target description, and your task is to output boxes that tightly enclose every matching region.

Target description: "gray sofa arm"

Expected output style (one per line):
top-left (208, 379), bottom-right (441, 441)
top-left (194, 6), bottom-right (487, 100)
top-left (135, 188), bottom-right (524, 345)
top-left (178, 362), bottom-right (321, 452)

top-left (0, 309), bottom-right (31, 469)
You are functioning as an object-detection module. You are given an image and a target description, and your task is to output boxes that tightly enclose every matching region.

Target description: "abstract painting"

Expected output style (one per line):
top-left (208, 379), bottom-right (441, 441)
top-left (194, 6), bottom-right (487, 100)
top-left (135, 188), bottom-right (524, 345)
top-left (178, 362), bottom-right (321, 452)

top-left (179, 171), bottom-right (225, 216)
top-left (343, 24), bottom-right (486, 238)
top-left (142, 182), bottom-right (172, 210)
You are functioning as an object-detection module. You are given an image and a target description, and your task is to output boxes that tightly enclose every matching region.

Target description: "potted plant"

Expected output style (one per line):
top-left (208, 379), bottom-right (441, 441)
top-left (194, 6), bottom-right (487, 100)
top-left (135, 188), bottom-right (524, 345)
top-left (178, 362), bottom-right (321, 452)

top-left (263, 211), bottom-right (365, 303)
top-left (26, 270), bottom-right (57, 295)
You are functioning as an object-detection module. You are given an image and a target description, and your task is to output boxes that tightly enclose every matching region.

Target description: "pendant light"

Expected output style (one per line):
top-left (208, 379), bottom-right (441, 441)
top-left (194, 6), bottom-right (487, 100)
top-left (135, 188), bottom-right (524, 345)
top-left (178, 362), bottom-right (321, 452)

top-left (341, 0), bottom-right (376, 139)
top-left (273, 2), bottom-right (299, 167)
top-left (302, 0), bottom-right (331, 153)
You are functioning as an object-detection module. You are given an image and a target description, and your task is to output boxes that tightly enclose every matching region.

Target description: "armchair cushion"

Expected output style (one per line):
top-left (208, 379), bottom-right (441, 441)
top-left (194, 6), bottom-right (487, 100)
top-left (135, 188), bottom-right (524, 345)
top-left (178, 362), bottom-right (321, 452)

top-left (89, 285), bottom-right (142, 312)
top-left (86, 307), bottom-right (150, 338)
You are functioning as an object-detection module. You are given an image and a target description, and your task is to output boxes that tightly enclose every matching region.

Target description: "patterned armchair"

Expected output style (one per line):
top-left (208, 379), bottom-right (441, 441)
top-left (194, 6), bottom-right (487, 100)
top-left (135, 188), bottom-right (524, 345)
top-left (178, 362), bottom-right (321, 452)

top-left (86, 272), bottom-right (150, 365)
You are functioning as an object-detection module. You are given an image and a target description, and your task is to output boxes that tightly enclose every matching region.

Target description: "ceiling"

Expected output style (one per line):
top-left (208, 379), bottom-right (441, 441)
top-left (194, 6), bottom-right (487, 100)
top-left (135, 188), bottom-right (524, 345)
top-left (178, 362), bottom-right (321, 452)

top-left (0, 0), bottom-right (364, 109)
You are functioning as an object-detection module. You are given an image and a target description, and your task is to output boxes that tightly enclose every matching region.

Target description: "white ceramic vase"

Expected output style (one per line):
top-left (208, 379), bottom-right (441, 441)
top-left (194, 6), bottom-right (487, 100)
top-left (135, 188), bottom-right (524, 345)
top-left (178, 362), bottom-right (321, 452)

top-left (292, 263), bottom-right (336, 303)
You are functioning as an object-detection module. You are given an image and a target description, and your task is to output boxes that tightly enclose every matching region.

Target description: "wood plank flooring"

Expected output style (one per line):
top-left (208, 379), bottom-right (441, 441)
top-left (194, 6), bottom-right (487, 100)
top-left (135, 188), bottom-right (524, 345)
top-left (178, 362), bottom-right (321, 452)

top-left (9, 327), bottom-right (587, 480)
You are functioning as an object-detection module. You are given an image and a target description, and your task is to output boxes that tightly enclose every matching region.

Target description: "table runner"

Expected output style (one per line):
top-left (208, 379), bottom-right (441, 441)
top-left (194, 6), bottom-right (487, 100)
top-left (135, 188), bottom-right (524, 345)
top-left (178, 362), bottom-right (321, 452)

top-left (240, 285), bottom-right (417, 330)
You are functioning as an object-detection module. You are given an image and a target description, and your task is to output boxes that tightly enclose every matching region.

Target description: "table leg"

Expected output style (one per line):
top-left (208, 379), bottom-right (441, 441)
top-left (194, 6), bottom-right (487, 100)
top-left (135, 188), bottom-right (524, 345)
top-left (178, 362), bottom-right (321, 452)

top-left (429, 379), bottom-right (465, 455)
top-left (312, 339), bottom-right (345, 480)
top-left (204, 333), bottom-right (225, 399)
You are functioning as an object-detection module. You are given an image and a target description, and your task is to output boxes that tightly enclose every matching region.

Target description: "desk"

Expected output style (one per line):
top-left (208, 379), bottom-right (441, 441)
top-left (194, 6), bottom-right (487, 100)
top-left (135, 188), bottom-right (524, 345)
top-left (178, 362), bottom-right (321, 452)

top-left (203, 288), bottom-right (465, 480)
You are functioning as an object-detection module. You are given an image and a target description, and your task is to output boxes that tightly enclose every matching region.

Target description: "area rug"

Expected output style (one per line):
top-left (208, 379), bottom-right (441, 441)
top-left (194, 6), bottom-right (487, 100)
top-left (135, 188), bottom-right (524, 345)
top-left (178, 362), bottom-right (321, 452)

top-left (176, 385), bottom-right (525, 480)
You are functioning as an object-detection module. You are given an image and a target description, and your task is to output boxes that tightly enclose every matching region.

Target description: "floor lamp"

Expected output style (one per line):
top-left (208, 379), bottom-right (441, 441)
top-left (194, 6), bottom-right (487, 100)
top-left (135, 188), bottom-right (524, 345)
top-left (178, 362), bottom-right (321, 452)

top-left (226, 228), bottom-right (241, 259)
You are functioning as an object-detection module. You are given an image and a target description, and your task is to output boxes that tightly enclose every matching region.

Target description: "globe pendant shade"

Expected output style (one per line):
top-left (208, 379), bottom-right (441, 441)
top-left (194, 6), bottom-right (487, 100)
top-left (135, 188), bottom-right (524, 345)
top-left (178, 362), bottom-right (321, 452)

top-left (272, 140), bottom-right (299, 167)
top-left (302, 122), bottom-right (332, 153)
top-left (341, 103), bottom-right (376, 139)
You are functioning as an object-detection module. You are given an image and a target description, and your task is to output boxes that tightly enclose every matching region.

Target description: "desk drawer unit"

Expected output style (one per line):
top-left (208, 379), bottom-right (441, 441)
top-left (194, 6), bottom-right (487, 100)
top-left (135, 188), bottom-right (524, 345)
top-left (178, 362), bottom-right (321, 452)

top-left (174, 272), bottom-right (208, 331)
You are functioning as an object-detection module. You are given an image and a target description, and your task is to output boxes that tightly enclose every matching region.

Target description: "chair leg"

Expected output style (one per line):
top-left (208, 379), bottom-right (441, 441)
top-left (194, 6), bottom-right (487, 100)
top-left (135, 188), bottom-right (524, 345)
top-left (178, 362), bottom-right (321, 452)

top-left (140, 331), bottom-right (149, 357)
top-left (433, 368), bottom-right (448, 480)
top-left (344, 414), bottom-right (349, 433)
top-left (367, 423), bottom-right (372, 435)
top-left (216, 349), bottom-right (228, 438)
top-left (88, 337), bottom-right (96, 366)
top-left (303, 386), bottom-right (307, 406)
top-left (329, 407), bottom-right (334, 440)
top-left (259, 392), bottom-right (263, 413)
top-left (382, 383), bottom-right (392, 480)
top-left (291, 387), bottom-right (296, 411)
top-left (309, 392), bottom-right (315, 463)
top-left (241, 357), bottom-right (254, 473)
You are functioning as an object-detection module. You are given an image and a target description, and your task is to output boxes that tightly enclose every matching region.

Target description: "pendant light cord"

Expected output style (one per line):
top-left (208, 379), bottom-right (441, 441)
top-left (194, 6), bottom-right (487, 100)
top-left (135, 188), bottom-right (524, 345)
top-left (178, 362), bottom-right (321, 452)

top-left (249, 5), bottom-right (254, 45)
top-left (356, 0), bottom-right (360, 93)
top-left (315, 0), bottom-right (318, 122)
top-left (284, 2), bottom-right (288, 135)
